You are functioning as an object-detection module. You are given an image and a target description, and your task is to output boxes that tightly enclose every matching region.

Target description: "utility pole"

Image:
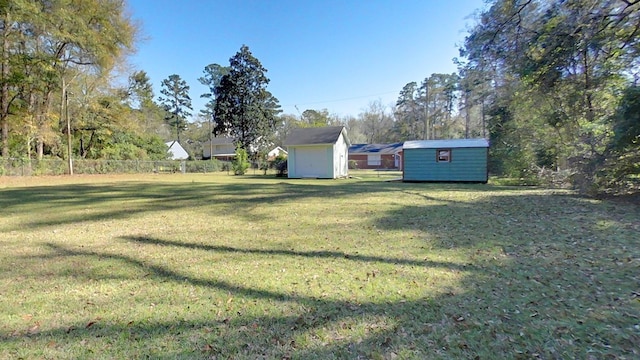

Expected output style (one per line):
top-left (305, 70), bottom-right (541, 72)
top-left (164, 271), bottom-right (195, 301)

top-left (62, 77), bottom-right (73, 175)
top-left (424, 85), bottom-right (429, 140)
top-left (209, 115), bottom-right (213, 160)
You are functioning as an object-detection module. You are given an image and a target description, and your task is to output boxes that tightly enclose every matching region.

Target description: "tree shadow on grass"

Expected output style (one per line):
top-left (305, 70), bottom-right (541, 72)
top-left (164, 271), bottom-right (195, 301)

top-left (0, 180), bottom-right (412, 232)
top-left (1, 177), bottom-right (546, 235)
top-left (3, 185), bottom-right (638, 358)
top-left (3, 240), bottom-right (479, 359)
top-left (121, 235), bottom-right (479, 272)
top-left (375, 190), bottom-right (640, 357)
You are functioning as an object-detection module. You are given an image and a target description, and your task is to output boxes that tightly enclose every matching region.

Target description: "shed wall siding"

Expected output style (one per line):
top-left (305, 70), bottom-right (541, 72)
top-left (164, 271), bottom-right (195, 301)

top-left (404, 147), bottom-right (487, 182)
top-left (333, 133), bottom-right (348, 178)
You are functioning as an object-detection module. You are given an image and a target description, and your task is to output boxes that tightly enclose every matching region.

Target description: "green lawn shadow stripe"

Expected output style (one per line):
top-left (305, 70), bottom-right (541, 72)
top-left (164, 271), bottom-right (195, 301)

top-left (122, 235), bottom-right (481, 272)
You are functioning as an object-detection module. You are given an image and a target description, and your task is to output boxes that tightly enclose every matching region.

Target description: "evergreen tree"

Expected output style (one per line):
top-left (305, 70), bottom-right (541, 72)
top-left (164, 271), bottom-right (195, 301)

top-left (394, 82), bottom-right (422, 140)
top-left (159, 74), bottom-right (192, 142)
top-left (199, 63), bottom-right (229, 118)
top-left (128, 71), bottom-right (154, 109)
top-left (128, 71), bottom-right (167, 136)
top-left (199, 63), bottom-right (229, 158)
top-left (214, 45), bottom-right (281, 153)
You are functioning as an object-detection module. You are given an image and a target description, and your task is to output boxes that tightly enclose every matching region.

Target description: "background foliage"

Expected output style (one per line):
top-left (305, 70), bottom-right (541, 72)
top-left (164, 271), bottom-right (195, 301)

top-left (1, 0), bottom-right (638, 194)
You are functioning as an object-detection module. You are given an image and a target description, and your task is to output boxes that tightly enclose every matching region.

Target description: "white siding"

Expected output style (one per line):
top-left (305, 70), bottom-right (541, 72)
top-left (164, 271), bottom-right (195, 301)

top-left (166, 141), bottom-right (189, 160)
top-left (333, 133), bottom-right (349, 178)
top-left (203, 142), bottom-right (235, 158)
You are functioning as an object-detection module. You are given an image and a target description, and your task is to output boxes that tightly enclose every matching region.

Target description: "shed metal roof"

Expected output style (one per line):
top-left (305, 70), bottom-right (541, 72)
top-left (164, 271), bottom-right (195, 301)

top-left (403, 138), bottom-right (489, 149)
top-left (284, 126), bottom-right (350, 146)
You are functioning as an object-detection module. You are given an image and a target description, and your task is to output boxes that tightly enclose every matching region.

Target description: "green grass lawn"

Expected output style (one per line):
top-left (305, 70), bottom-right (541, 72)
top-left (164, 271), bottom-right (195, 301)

top-left (1, 173), bottom-right (638, 359)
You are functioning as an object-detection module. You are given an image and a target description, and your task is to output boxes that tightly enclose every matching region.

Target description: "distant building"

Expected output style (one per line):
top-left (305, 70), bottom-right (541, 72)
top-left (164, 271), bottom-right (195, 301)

top-left (267, 146), bottom-right (288, 160)
top-left (348, 143), bottom-right (403, 169)
top-left (202, 137), bottom-right (235, 161)
top-left (165, 141), bottom-right (189, 160)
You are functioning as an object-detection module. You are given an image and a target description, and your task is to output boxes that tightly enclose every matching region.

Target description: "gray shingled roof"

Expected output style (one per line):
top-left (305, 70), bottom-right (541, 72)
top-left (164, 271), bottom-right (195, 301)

top-left (284, 126), bottom-right (348, 146)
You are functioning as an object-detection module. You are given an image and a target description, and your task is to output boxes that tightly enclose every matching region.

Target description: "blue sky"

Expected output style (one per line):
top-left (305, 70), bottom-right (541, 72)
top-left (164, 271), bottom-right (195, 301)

top-left (126, 0), bottom-right (485, 119)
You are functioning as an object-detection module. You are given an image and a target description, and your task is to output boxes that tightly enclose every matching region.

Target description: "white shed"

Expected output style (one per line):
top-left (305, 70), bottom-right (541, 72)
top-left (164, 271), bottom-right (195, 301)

top-left (284, 126), bottom-right (350, 179)
top-left (165, 141), bottom-right (189, 160)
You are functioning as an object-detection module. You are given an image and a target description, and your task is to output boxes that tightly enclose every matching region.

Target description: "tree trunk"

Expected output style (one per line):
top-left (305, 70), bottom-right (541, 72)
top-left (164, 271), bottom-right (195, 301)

top-left (80, 136), bottom-right (85, 158)
top-left (26, 136), bottom-right (31, 164)
top-left (583, 48), bottom-right (595, 123)
top-left (37, 137), bottom-right (44, 159)
top-left (61, 77), bottom-right (73, 175)
top-left (481, 95), bottom-right (486, 138)
top-left (1, 11), bottom-right (10, 158)
top-left (1, 118), bottom-right (7, 158)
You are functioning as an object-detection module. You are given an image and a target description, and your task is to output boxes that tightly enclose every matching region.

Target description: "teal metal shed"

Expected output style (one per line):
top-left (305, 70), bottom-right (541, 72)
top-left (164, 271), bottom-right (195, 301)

top-left (402, 138), bottom-right (489, 182)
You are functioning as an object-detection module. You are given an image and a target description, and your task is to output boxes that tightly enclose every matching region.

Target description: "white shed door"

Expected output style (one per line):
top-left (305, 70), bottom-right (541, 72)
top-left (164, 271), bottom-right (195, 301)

top-left (294, 146), bottom-right (328, 178)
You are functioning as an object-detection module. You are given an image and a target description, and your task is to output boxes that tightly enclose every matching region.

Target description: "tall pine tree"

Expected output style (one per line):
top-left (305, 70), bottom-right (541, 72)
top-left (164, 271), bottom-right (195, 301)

top-left (159, 74), bottom-right (192, 142)
top-left (214, 45), bottom-right (281, 153)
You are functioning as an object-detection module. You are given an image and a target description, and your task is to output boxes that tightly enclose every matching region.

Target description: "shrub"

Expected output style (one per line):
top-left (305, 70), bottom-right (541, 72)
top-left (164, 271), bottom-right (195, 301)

top-left (184, 159), bottom-right (221, 173)
top-left (231, 148), bottom-right (250, 175)
top-left (272, 155), bottom-right (287, 177)
top-left (254, 153), bottom-right (270, 175)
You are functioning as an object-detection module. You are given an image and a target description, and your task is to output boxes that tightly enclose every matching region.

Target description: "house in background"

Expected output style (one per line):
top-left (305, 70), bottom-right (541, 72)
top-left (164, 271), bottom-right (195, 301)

top-left (402, 138), bottom-right (489, 182)
top-left (267, 146), bottom-right (288, 160)
top-left (202, 137), bottom-right (236, 161)
top-left (165, 141), bottom-right (189, 160)
top-left (348, 142), bottom-right (403, 170)
top-left (284, 126), bottom-right (350, 179)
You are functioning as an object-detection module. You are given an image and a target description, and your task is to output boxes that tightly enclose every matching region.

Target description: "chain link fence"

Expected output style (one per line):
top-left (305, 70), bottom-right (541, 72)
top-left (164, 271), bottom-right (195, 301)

top-left (0, 158), bottom-right (230, 176)
top-left (348, 159), bottom-right (400, 171)
top-left (1, 158), bottom-right (405, 179)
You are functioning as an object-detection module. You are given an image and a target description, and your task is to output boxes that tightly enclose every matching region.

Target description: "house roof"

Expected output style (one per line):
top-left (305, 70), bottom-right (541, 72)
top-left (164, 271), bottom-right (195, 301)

top-left (403, 138), bottom-right (489, 149)
top-left (165, 141), bottom-right (189, 160)
top-left (268, 146), bottom-right (288, 155)
top-left (205, 136), bottom-right (234, 145)
top-left (284, 126), bottom-right (350, 146)
top-left (349, 142), bottom-right (403, 155)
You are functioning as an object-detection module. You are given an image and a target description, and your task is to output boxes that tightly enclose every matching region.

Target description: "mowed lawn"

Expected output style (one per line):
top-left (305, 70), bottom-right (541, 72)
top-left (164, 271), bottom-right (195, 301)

top-left (0, 173), bottom-right (638, 359)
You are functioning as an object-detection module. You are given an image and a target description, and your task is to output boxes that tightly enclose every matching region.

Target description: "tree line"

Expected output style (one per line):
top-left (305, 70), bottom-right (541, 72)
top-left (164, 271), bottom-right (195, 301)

top-left (1, 0), bottom-right (638, 193)
top-left (460, 0), bottom-right (639, 193)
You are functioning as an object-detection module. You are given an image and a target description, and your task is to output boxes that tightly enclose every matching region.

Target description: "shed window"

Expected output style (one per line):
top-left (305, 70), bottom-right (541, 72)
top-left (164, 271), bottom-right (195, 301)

top-left (436, 149), bottom-right (451, 162)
